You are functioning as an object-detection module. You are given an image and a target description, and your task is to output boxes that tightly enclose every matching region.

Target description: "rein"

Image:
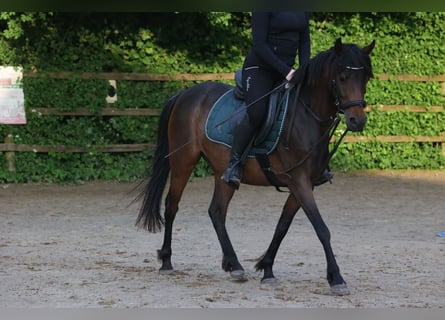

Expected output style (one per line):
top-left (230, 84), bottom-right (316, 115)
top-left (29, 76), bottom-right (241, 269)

top-left (274, 111), bottom-right (344, 177)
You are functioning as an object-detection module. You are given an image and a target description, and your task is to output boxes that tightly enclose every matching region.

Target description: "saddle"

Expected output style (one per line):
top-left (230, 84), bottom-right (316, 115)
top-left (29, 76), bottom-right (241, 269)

top-left (205, 71), bottom-right (289, 157)
top-left (234, 69), bottom-right (285, 146)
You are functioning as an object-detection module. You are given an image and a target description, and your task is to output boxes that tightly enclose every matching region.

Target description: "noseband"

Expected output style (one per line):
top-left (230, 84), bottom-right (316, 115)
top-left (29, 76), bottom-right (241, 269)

top-left (332, 66), bottom-right (367, 112)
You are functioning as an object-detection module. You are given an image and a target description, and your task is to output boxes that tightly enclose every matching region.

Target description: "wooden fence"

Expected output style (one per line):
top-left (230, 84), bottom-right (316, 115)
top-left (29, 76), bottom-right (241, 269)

top-left (1, 72), bottom-right (445, 172)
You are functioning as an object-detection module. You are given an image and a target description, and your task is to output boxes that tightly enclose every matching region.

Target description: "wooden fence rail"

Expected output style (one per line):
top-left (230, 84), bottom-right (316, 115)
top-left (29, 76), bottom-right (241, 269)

top-left (22, 71), bottom-right (445, 83)
top-left (0, 143), bottom-right (154, 153)
top-left (1, 72), bottom-right (445, 172)
top-left (28, 104), bottom-right (445, 117)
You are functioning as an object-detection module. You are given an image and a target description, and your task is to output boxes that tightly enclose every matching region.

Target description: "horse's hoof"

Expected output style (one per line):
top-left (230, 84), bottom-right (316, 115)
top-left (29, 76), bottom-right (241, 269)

top-left (230, 269), bottom-right (248, 282)
top-left (260, 277), bottom-right (279, 286)
top-left (331, 283), bottom-right (350, 296)
top-left (159, 269), bottom-right (175, 275)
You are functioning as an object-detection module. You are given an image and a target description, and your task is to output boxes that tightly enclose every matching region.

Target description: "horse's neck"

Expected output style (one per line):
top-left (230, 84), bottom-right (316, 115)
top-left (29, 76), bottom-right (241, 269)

top-left (289, 85), bottom-right (334, 152)
top-left (293, 82), bottom-right (333, 124)
top-left (307, 86), bottom-right (335, 121)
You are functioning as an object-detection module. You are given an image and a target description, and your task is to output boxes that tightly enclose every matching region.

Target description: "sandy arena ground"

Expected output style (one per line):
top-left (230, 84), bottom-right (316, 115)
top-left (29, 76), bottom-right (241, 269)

top-left (1, 170), bottom-right (444, 307)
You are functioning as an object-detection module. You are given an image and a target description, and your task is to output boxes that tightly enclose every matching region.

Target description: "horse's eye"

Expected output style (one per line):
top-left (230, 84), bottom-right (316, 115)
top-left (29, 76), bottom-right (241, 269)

top-left (339, 73), bottom-right (348, 82)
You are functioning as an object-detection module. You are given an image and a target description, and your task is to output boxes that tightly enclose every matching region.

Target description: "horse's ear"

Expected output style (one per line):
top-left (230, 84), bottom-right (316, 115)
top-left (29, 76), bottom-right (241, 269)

top-left (363, 40), bottom-right (376, 55)
top-left (335, 38), bottom-right (343, 54)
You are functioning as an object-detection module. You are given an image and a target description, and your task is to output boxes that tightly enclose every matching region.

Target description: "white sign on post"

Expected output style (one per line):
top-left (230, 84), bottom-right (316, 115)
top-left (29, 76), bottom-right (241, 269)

top-left (0, 66), bottom-right (26, 124)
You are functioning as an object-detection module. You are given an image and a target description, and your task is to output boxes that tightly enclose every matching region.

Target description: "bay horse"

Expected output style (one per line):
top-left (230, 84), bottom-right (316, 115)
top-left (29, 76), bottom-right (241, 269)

top-left (136, 38), bottom-right (375, 295)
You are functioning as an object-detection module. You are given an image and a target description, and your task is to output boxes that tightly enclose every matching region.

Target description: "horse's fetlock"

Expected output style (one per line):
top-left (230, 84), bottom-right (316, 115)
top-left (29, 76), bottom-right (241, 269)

top-left (157, 248), bottom-right (171, 261)
top-left (221, 258), bottom-right (230, 271)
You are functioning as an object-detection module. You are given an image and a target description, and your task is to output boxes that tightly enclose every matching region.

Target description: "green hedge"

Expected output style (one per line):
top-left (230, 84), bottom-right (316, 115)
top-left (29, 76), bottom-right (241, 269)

top-left (0, 12), bottom-right (444, 183)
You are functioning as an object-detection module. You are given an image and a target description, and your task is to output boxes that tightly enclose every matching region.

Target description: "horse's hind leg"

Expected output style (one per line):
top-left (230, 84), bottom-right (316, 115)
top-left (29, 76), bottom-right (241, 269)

top-left (158, 153), bottom-right (200, 274)
top-left (255, 194), bottom-right (300, 284)
top-left (208, 179), bottom-right (247, 281)
top-left (157, 190), bottom-right (178, 274)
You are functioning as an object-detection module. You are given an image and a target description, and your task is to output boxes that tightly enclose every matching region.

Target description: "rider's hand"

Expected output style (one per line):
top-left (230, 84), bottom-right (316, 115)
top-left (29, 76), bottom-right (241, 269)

top-left (285, 68), bottom-right (296, 81)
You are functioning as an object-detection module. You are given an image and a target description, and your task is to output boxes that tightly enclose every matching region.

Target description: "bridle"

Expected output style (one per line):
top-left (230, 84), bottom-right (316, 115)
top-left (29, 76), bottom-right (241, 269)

top-left (332, 66), bottom-right (367, 112)
top-left (277, 65), bottom-right (368, 178)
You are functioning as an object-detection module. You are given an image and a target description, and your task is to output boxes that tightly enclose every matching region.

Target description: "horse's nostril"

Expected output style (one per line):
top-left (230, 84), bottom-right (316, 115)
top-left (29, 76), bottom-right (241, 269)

top-left (349, 117), bottom-right (357, 125)
top-left (346, 115), bottom-right (366, 132)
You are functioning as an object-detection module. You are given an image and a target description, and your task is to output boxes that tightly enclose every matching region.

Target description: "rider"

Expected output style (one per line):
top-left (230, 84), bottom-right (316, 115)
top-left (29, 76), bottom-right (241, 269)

top-left (222, 12), bottom-right (333, 189)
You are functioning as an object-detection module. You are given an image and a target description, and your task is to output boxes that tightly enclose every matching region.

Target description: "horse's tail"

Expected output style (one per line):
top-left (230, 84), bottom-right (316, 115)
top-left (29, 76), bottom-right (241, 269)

top-left (135, 91), bottom-right (183, 232)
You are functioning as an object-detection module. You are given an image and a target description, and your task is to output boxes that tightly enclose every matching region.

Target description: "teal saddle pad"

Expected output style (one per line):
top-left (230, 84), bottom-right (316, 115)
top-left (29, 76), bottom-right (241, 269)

top-left (205, 88), bottom-right (289, 156)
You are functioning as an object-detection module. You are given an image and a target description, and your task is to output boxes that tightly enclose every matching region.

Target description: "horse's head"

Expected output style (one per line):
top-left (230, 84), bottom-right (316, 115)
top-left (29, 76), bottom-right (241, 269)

top-left (332, 38), bottom-right (375, 132)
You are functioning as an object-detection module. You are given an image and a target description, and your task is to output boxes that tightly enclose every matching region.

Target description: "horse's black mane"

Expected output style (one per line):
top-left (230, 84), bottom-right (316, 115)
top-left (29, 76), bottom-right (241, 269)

top-left (291, 42), bottom-right (373, 88)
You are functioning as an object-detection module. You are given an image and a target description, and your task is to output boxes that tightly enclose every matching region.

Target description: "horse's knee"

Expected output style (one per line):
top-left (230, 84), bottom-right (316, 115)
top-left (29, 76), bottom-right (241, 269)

top-left (208, 206), bottom-right (227, 229)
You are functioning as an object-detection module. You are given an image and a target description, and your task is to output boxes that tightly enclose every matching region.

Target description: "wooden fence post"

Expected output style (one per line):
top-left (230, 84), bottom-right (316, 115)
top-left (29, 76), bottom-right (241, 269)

top-left (4, 130), bottom-right (16, 172)
top-left (442, 132), bottom-right (445, 158)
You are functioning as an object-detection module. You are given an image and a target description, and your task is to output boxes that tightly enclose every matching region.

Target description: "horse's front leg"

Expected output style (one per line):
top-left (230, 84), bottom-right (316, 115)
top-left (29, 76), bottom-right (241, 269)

top-left (208, 180), bottom-right (247, 281)
top-left (255, 194), bottom-right (300, 284)
top-left (290, 182), bottom-right (350, 295)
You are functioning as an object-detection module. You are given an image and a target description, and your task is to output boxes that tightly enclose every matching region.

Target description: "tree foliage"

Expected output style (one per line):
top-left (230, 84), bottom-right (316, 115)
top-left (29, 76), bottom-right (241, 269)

top-left (0, 12), bottom-right (444, 182)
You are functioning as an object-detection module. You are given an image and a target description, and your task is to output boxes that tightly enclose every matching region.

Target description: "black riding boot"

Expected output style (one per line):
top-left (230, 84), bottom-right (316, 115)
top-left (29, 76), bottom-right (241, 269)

top-left (221, 116), bottom-right (257, 189)
top-left (314, 169), bottom-right (334, 186)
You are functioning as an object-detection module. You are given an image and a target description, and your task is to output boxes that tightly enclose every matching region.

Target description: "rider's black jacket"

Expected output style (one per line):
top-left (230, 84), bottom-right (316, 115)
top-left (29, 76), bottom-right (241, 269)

top-left (245, 12), bottom-right (311, 77)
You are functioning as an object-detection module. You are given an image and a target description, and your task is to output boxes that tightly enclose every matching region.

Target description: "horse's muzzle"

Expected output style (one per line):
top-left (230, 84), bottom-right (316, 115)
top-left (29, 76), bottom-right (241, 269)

top-left (346, 115), bottom-right (367, 132)
top-left (344, 109), bottom-right (367, 132)
top-left (337, 98), bottom-right (367, 132)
